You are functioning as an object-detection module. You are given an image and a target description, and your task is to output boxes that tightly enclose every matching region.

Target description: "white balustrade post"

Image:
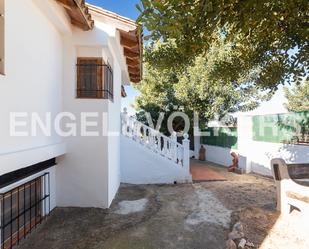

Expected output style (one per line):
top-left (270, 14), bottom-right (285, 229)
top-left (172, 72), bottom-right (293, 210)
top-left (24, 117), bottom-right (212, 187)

top-left (148, 129), bottom-right (153, 148)
top-left (158, 133), bottom-right (162, 153)
top-left (133, 120), bottom-right (138, 141)
top-left (121, 107), bottom-right (128, 135)
top-left (136, 123), bottom-right (139, 142)
top-left (137, 123), bottom-right (142, 143)
top-left (128, 117), bottom-right (133, 137)
top-left (163, 137), bottom-right (168, 155)
top-left (171, 132), bottom-right (177, 162)
top-left (182, 133), bottom-right (190, 172)
top-left (153, 131), bottom-right (158, 152)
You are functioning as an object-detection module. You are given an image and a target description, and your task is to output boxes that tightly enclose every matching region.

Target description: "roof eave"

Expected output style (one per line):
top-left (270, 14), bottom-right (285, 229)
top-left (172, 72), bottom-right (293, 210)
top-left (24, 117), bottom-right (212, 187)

top-left (56, 0), bottom-right (94, 31)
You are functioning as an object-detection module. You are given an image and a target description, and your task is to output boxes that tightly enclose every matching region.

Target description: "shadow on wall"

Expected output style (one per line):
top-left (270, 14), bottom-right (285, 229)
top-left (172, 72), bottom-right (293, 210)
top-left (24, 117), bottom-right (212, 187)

top-left (277, 143), bottom-right (309, 163)
top-left (247, 111), bottom-right (309, 175)
top-left (239, 143), bottom-right (309, 176)
top-left (260, 144), bottom-right (309, 176)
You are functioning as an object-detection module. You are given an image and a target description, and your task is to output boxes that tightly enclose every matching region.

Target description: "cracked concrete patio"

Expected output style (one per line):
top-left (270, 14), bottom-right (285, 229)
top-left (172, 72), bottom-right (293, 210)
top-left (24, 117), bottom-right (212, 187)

top-left (15, 163), bottom-right (277, 249)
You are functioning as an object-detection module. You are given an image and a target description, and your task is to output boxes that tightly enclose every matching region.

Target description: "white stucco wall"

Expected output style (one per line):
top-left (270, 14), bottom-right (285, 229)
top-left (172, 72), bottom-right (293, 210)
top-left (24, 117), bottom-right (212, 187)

top-left (0, 0), bottom-right (66, 175)
top-left (55, 104), bottom-right (109, 208)
top-left (120, 135), bottom-right (191, 184)
top-left (238, 115), bottom-right (309, 176)
top-left (55, 28), bottom-right (110, 208)
top-left (56, 18), bottom-right (125, 208)
top-left (107, 59), bottom-right (122, 207)
top-left (0, 1), bottom-right (132, 209)
top-left (245, 142), bottom-right (309, 176)
top-left (202, 145), bottom-right (234, 167)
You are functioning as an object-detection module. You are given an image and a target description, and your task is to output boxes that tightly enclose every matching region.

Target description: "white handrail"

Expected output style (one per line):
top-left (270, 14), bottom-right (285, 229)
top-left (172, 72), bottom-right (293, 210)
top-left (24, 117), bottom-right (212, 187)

top-left (121, 108), bottom-right (190, 170)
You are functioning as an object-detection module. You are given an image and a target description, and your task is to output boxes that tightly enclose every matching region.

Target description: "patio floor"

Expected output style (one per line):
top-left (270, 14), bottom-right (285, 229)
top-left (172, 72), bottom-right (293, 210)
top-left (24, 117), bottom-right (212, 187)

top-left (190, 159), bottom-right (227, 182)
top-left (15, 163), bottom-right (277, 249)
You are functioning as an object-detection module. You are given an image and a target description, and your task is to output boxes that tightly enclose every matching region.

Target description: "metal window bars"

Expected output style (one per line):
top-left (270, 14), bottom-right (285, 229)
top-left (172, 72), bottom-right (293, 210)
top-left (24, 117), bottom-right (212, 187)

top-left (0, 173), bottom-right (50, 249)
top-left (76, 63), bottom-right (114, 101)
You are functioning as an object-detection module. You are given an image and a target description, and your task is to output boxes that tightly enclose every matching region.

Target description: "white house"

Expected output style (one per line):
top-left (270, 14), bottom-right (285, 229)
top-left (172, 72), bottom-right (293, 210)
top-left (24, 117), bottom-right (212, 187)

top-left (0, 1), bottom-right (191, 247)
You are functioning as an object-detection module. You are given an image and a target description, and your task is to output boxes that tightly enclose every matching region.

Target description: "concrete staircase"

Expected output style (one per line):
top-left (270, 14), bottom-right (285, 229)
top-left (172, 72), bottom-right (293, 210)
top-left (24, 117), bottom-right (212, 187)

top-left (120, 109), bottom-right (192, 184)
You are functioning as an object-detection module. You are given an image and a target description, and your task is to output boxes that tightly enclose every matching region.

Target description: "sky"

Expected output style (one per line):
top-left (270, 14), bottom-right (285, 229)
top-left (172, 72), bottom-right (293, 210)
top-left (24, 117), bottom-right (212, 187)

top-left (87, 0), bottom-right (141, 20)
top-left (87, 0), bottom-right (289, 117)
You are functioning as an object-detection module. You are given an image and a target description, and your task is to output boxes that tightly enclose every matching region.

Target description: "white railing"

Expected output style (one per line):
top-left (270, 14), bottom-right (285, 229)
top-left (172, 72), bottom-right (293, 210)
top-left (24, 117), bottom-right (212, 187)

top-left (121, 108), bottom-right (190, 170)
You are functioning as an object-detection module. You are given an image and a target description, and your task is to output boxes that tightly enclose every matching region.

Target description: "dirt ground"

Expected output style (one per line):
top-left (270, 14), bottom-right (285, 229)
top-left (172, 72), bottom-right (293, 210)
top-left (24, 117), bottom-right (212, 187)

top-left (16, 161), bottom-right (278, 249)
top-left (231, 206), bottom-right (309, 249)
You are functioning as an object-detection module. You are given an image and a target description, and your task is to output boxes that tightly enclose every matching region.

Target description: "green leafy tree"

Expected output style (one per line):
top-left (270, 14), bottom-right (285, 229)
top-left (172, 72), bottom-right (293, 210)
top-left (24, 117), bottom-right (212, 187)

top-left (137, 0), bottom-right (309, 89)
top-left (134, 61), bottom-right (184, 135)
top-left (134, 44), bottom-right (272, 135)
top-left (284, 80), bottom-right (309, 112)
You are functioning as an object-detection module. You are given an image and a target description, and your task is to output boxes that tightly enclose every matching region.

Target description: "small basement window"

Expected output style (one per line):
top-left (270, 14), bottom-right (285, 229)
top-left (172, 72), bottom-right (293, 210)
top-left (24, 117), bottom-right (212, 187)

top-left (0, 173), bottom-right (50, 249)
top-left (0, 0), bottom-right (4, 75)
top-left (76, 58), bottom-right (113, 100)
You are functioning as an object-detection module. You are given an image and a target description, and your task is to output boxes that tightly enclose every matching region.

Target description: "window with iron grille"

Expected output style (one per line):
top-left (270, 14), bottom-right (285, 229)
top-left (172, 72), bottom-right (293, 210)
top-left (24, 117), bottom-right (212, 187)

top-left (0, 174), bottom-right (50, 249)
top-left (0, 0), bottom-right (4, 75)
top-left (76, 58), bottom-right (113, 100)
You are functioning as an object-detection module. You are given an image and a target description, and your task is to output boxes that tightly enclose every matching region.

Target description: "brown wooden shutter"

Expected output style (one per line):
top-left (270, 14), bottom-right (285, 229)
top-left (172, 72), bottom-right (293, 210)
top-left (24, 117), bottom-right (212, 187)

top-left (76, 58), bottom-right (103, 98)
